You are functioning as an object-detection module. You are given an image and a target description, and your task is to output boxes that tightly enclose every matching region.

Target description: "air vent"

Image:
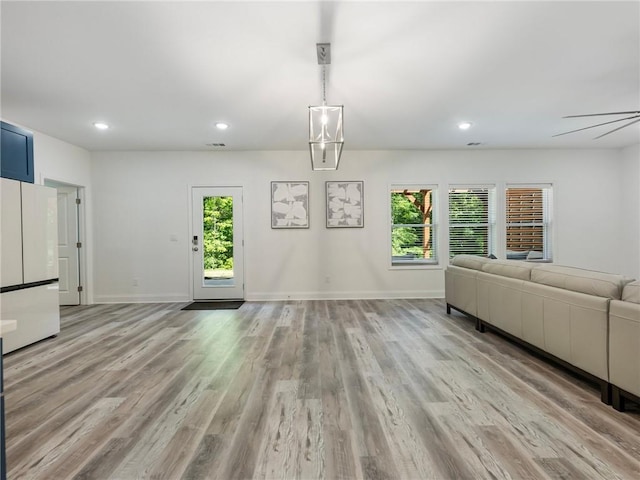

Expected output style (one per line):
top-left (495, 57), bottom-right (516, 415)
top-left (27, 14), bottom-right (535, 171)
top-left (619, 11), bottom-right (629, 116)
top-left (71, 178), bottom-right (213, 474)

top-left (206, 143), bottom-right (226, 147)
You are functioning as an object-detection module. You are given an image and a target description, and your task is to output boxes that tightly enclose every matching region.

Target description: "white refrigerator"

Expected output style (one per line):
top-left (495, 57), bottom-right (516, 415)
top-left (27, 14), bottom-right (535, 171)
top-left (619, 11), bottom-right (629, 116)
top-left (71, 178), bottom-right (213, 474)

top-left (1, 178), bottom-right (60, 353)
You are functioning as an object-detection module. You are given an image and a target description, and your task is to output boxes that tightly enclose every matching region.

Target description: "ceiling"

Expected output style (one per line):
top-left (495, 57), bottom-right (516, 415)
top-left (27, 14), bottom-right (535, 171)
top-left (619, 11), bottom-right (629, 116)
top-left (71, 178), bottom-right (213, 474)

top-left (2, 1), bottom-right (639, 152)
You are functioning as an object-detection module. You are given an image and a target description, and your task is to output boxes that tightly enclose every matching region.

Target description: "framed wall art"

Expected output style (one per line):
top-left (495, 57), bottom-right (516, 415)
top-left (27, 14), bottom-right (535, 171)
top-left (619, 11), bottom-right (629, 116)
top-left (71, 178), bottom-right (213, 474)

top-left (326, 181), bottom-right (364, 228)
top-left (271, 181), bottom-right (310, 228)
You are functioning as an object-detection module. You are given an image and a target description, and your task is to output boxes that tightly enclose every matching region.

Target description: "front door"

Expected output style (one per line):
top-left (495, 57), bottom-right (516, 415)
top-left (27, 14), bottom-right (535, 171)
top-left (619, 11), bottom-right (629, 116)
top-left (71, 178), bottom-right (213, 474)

top-left (192, 186), bottom-right (244, 300)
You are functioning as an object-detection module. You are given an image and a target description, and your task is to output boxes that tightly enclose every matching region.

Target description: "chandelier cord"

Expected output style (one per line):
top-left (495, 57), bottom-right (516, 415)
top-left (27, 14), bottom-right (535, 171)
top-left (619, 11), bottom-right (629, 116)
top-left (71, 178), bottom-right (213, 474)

top-left (322, 65), bottom-right (327, 105)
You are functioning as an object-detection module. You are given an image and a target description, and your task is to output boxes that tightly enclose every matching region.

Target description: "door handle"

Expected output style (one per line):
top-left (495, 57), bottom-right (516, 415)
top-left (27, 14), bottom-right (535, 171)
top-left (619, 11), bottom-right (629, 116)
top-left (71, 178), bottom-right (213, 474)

top-left (192, 247), bottom-right (198, 252)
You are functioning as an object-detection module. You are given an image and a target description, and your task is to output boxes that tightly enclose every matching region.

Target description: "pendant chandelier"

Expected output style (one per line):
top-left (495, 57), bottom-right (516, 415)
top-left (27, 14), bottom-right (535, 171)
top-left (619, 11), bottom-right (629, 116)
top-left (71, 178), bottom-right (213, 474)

top-left (309, 43), bottom-right (344, 171)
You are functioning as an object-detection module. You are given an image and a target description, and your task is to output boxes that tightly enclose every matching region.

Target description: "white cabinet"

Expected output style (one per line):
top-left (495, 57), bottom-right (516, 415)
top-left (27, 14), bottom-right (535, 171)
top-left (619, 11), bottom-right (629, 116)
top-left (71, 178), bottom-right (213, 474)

top-left (0, 179), bottom-right (23, 288)
top-left (1, 178), bottom-right (60, 353)
top-left (21, 182), bottom-right (58, 283)
top-left (1, 285), bottom-right (59, 353)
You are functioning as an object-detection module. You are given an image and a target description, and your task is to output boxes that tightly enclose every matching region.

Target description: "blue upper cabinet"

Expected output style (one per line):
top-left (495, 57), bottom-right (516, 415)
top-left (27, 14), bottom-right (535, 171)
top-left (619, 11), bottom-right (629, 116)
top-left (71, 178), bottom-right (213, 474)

top-left (1, 121), bottom-right (34, 184)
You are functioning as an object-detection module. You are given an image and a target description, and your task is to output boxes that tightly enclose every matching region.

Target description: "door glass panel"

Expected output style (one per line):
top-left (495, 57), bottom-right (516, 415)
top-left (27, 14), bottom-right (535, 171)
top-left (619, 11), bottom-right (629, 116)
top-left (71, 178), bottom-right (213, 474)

top-left (202, 196), bottom-right (234, 287)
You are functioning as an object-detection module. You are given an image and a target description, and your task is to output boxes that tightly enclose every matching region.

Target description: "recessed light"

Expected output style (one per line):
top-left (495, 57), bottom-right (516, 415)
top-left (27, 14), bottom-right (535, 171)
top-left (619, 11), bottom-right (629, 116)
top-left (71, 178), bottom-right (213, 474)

top-left (215, 122), bottom-right (229, 130)
top-left (93, 122), bottom-right (109, 130)
top-left (458, 121), bottom-right (473, 130)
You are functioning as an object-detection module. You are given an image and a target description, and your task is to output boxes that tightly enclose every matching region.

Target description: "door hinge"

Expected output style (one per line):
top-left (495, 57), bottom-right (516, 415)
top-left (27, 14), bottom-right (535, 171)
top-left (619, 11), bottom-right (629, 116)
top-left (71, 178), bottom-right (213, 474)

top-left (76, 198), bottom-right (81, 205)
top-left (76, 242), bottom-right (82, 248)
top-left (77, 286), bottom-right (83, 292)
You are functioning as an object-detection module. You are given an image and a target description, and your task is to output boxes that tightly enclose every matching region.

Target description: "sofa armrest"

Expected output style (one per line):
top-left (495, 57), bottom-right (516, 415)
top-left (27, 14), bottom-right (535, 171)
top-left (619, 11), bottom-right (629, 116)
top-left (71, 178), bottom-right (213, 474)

top-left (445, 265), bottom-right (479, 317)
top-left (609, 300), bottom-right (640, 398)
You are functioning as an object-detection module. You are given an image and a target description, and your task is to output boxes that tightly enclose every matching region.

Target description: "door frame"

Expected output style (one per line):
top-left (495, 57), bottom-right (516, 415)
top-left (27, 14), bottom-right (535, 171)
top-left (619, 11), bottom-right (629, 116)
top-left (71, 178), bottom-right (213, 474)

top-left (189, 185), bottom-right (245, 301)
top-left (43, 178), bottom-right (87, 305)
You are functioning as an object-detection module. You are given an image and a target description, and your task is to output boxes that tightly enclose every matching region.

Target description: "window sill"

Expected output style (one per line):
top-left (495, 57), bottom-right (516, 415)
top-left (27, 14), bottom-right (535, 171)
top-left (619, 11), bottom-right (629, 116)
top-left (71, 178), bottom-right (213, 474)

top-left (390, 262), bottom-right (442, 270)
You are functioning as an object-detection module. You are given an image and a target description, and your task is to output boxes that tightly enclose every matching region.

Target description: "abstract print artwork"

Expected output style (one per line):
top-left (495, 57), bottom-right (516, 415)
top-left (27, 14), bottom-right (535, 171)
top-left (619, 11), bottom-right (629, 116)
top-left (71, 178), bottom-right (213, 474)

top-left (271, 181), bottom-right (310, 228)
top-left (326, 181), bottom-right (364, 228)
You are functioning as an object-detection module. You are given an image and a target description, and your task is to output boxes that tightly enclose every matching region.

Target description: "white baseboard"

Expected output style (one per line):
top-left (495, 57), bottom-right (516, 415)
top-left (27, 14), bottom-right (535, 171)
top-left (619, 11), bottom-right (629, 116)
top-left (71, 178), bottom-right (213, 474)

top-left (92, 291), bottom-right (445, 304)
top-left (92, 293), bottom-right (191, 304)
top-left (246, 290), bottom-right (444, 301)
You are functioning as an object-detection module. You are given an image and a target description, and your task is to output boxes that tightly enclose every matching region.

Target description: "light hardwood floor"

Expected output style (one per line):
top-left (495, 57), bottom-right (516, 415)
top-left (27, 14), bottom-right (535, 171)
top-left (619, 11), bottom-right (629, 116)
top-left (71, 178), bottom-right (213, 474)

top-left (4, 299), bottom-right (640, 479)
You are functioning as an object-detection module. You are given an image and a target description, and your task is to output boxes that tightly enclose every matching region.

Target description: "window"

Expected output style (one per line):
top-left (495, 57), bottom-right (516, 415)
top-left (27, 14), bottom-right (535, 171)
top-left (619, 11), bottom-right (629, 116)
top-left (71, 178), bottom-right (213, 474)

top-left (506, 184), bottom-right (552, 261)
top-left (449, 186), bottom-right (496, 258)
top-left (391, 186), bottom-right (438, 265)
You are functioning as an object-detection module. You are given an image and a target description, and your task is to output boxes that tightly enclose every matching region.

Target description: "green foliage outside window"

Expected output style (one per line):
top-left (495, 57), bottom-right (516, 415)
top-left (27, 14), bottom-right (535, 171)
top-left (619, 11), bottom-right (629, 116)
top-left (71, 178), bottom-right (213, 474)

top-left (449, 190), bottom-right (489, 257)
top-left (391, 190), bottom-right (433, 259)
top-left (202, 196), bottom-right (234, 270)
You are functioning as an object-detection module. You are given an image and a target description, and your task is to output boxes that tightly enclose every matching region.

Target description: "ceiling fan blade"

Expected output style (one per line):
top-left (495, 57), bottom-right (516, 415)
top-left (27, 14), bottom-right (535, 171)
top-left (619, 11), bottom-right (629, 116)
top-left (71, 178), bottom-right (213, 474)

top-left (593, 117), bottom-right (640, 139)
top-left (552, 114), bottom-right (640, 137)
top-left (563, 111), bottom-right (640, 118)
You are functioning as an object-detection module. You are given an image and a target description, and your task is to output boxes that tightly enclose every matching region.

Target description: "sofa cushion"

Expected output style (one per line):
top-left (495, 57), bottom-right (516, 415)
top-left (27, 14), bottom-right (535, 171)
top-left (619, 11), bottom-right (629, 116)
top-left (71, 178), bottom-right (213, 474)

top-left (481, 260), bottom-right (537, 281)
top-left (451, 254), bottom-right (493, 271)
top-left (531, 264), bottom-right (630, 300)
top-left (622, 280), bottom-right (640, 304)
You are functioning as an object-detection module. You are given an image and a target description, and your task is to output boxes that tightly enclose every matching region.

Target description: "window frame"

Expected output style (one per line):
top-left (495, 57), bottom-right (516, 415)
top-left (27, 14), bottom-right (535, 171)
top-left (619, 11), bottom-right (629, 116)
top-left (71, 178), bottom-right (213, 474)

top-left (448, 185), bottom-right (497, 259)
top-left (505, 183), bottom-right (553, 262)
top-left (389, 184), bottom-right (439, 267)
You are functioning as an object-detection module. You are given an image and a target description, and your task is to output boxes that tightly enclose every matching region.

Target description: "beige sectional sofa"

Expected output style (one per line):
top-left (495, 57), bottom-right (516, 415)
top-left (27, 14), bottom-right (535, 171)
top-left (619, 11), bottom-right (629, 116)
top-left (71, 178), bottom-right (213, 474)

top-left (445, 255), bottom-right (638, 410)
top-left (609, 280), bottom-right (640, 410)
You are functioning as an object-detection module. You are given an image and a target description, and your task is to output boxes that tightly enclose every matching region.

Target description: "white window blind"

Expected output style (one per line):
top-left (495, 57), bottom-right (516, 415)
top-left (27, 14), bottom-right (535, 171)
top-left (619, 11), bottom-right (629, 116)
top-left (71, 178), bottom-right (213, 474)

top-left (449, 186), bottom-right (496, 258)
top-left (390, 186), bottom-right (438, 265)
top-left (506, 184), bottom-right (552, 261)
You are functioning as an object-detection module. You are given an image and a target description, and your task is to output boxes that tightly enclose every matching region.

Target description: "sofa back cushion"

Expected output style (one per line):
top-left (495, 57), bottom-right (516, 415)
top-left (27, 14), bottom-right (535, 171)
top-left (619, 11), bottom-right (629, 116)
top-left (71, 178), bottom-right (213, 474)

top-left (622, 280), bottom-right (640, 304)
top-left (531, 264), bottom-right (630, 300)
top-left (451, 254), bottom-right (492, 271)
top-left (481, 260), bottom-right (537, 281)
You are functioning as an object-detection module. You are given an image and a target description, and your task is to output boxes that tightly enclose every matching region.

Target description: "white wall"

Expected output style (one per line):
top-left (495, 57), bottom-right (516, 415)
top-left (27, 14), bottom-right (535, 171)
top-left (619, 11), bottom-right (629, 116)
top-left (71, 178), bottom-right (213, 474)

top-left (31, 130), bottom-right (94, 303)
top-left (90, 148), bottom-right (633, 302)
top-left (620, 144), bottom-right (640, 278)
top-left (33, 132), bottom-right (92, 188)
